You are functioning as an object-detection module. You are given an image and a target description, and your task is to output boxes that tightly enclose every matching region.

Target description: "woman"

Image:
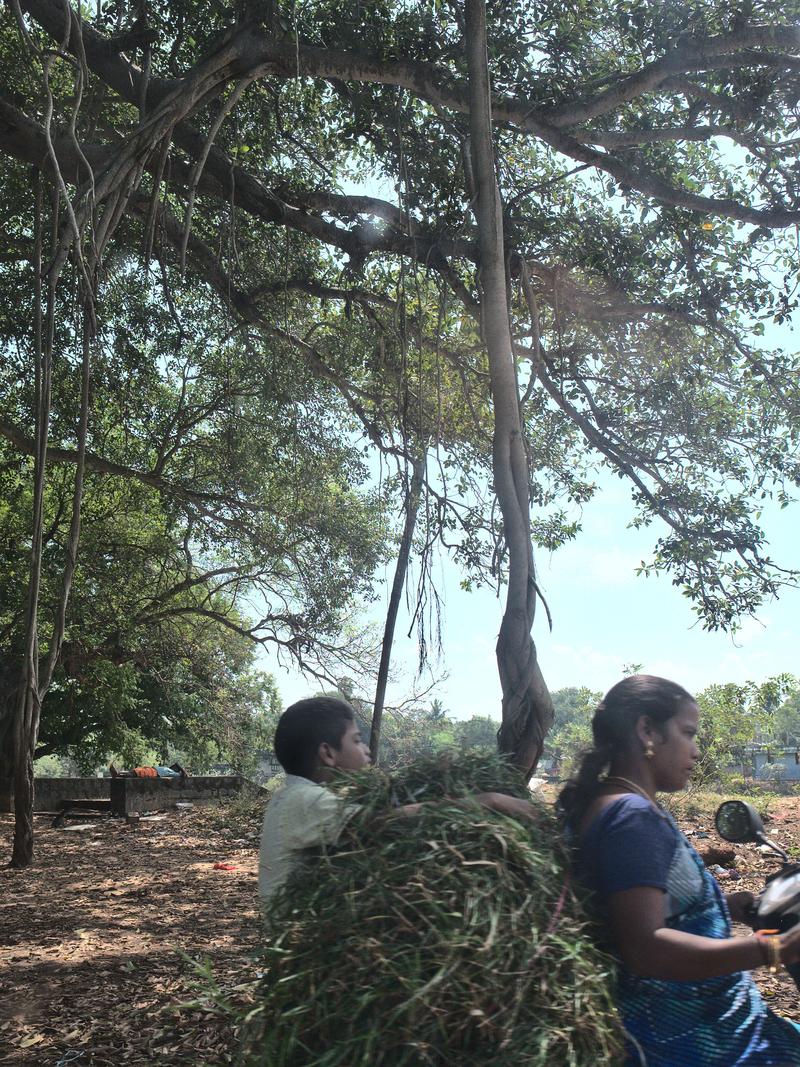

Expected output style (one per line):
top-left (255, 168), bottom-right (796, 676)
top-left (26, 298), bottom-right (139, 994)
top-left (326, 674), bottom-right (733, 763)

top-left (559, 674), bottom-right (800, 1066)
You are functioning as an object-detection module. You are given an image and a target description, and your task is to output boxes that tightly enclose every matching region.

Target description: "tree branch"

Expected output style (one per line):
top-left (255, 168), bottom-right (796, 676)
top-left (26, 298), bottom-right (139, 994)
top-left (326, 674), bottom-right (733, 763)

top-left (19, 1), bottom-right (800, 234)
top-left (0, 415), bottom-right (265, 516)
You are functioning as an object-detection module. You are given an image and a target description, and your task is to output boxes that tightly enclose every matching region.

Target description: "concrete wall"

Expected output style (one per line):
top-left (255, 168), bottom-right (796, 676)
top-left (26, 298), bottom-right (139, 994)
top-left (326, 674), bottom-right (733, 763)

top-left (115, 775), bottom-right (246, 813)
top-left (0, 775), bottom-right (247, 813)
top-left (753, 749), bottom-right (800, 781)
top-left (33, 777), bottom-right (110, 811)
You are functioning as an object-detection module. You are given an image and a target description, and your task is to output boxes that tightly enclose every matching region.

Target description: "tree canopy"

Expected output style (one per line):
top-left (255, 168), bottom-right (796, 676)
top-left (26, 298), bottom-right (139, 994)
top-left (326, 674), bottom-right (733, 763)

top-left (2, 0), bottom-right (800, 862)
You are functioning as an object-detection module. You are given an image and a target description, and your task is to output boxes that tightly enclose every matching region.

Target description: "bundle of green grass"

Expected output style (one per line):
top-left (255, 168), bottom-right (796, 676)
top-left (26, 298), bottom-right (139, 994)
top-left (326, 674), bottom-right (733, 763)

top-left (242, 751), bottom-right (622, 1066)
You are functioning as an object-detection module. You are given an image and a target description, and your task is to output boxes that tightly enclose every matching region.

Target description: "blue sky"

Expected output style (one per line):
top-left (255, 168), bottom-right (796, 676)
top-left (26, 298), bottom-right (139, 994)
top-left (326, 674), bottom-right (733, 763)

top-left (264, 463), bottom-right (799, 719)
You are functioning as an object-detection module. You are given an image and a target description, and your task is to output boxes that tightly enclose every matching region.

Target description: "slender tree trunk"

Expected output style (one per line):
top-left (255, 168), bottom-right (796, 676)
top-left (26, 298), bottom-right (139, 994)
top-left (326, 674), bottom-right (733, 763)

top-left (464, 0), bottom-right (553, 777)
top-left (11, 312), bottom-right (92, 867)
top-left (11, 687), bottom-right (39, 867)
top-left (0, 660), bottom-right (18, 812)
top-left (9, 176), bottom-right (93, 866)
top-left (370, 452), bottom-right (426, 763)
top-left (10, 174), bottom-right (49, 867)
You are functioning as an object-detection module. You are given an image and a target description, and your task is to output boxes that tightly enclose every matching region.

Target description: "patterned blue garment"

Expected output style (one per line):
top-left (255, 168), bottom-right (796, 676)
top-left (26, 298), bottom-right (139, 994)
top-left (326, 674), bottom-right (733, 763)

top-left (574, 794), bottom-right (800, 1066)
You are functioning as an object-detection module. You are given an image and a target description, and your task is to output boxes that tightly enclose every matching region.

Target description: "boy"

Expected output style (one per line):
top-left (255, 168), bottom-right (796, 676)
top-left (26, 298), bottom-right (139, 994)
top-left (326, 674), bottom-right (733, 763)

top-left (258, 695), bottom-right (537, 902)
top-left (258, 696), bottom-right (371, 901)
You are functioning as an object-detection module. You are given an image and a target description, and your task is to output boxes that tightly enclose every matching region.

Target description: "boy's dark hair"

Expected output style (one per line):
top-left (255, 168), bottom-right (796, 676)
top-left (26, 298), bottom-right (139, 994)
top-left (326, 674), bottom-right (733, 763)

top-left (274, 696), bottom-right (356, 778)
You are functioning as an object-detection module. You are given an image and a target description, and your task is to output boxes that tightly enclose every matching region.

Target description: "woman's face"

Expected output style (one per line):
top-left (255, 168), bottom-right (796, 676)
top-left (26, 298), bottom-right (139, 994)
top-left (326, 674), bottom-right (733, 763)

top-left (648, 702), bottom-right (700, 792)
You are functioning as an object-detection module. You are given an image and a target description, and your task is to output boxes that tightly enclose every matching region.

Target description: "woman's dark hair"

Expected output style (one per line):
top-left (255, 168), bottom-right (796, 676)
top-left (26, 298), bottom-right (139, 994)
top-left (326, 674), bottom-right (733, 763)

top-left (558, 675), bottom-right (694, 823)
top-left (274, 697), bottom-right (356, 778)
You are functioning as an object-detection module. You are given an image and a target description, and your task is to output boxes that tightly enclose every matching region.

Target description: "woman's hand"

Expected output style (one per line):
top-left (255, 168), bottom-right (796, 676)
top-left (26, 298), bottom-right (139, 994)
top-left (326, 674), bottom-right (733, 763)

top-left (726, 891), bottom-right (756, 926)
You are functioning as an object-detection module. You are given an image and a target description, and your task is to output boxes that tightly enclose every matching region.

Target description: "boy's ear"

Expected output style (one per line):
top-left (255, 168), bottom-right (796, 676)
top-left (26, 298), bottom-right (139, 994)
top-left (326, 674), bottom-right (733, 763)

top-left (318, 741), bottom-right (338, 768)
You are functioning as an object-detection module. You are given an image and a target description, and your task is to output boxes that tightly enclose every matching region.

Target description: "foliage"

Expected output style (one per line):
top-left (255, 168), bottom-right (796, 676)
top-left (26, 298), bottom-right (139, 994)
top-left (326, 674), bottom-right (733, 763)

top-left (2, 1), bottom-right (799, 621)
top-left (540, 680), bottom-right (800, 785)
top-left (546, 718), bottom-right (594, 777)
top-left (32, 752), bottom-right (80, 777)
top-left (0, 253), bottom-right (393, 670)
top-left (543, 687), bottom-right (600, 773)
top-left (452, 714), bottom-right (500, 753)
top-left (3, 0), bottom-right (800, 789)
top-left (694, 676), bottom-right (796, 785)
top-left (771, 689), bottom-right (800, 745)
top-left (243, 752), bottom-right (622, 1066)
top-left (36, 657), bottom-right (282, 776)
top-left (550, 688), bottom-right (600, 733)
top-left (0, 251), bottom-right (391, 789)
top-left (327, 678), bottom-right (503, 766)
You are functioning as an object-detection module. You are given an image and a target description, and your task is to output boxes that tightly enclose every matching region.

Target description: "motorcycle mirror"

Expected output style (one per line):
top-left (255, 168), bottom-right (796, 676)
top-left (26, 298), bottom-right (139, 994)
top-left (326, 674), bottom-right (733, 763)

top-left (715, 800), bottom-right (764, 843)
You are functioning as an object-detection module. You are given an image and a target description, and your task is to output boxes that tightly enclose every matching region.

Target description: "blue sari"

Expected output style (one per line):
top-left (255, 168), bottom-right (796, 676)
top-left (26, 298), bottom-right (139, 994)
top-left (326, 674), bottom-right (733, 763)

top-left (575, 795), bottom-right (800, 1066)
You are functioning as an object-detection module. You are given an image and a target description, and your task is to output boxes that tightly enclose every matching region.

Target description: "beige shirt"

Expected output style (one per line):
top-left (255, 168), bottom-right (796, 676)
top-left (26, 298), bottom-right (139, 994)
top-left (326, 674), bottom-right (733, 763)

top-left (257, 774), bottom-right (357, 902)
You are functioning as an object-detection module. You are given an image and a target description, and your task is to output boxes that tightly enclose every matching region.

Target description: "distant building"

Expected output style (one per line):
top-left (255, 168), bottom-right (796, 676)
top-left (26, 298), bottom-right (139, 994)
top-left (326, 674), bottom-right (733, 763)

top-left (745, 746), bottom-right (800, 782)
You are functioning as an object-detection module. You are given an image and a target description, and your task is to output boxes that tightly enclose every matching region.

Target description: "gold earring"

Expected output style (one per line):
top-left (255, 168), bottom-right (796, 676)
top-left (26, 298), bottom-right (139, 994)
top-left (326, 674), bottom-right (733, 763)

top-left (644, 742), bottom-right (655, 760)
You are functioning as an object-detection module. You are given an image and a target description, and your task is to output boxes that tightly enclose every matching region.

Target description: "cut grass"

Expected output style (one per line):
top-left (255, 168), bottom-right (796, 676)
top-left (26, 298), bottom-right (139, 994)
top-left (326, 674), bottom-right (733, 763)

top-left (241, 751), bottom-right (623, 1067)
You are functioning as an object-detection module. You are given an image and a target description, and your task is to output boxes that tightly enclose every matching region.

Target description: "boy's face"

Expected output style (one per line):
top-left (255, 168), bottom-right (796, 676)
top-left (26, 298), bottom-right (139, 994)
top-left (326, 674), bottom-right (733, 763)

top-left (320, 719), bottom-right (371, 773)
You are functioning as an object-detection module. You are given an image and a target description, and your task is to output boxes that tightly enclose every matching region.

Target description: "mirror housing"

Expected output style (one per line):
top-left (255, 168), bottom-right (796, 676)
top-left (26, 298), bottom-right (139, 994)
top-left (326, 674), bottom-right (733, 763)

top-left (715, 800), bottom-right (764, 844)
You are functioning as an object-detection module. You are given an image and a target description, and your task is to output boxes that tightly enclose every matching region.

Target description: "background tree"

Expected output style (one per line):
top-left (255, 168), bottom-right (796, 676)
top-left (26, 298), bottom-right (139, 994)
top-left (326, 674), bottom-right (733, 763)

top-left (453, 714), bottom-right (500, 754)
top-left (772, 688), bottom-right (800, 746)
top-left (694, 676), bottom-right (795, 784)
top-left (0, 204), bottom-right (391, 862)
top-left (543, 687), bottom-right (601, 773)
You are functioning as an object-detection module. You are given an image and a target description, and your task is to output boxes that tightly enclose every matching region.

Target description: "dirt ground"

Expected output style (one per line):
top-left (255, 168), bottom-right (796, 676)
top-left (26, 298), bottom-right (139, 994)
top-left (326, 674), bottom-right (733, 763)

top-left (2, 794), bottom-right (800, 1066)
top-left (0, 807), bottom-right (262, 1066)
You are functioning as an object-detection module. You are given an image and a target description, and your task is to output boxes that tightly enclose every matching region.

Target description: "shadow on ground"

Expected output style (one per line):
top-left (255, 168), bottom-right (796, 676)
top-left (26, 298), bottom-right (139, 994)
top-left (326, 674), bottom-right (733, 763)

top-left (0, 811), bottom-right (262, 1066)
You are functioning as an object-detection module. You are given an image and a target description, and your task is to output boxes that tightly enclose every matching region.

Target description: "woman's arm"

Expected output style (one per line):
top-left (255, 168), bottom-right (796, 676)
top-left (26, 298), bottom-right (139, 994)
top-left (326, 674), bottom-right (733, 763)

top-left (609, 886), bottom-right (800, 980)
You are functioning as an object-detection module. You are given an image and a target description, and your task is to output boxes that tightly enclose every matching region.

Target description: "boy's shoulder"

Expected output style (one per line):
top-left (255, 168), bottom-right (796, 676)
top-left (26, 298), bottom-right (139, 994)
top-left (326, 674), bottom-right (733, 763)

top-left (263, 774), bottom-right (354, 851)
top-left (268, 775), bottom-right (342, 818)
top-left (273, 774), bottom-right (327, 801)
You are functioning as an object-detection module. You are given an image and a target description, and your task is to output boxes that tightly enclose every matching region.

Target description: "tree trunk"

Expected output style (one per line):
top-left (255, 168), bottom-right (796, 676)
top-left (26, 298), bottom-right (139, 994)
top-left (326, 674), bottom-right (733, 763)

top-left (0, 692), bottom-right (15, 814)
top-left (9, 174), bottom-right (49, 867)
top-left (11, 686), bottom-right (38, 867)
top-left (9, 177), bottom-right (93, 866)
top-left (464, 0), bottom-right (553, 778)
top-left (10, 311), bottom-right (92, 867)
top-left (370, 452), bottom-right (426, 763)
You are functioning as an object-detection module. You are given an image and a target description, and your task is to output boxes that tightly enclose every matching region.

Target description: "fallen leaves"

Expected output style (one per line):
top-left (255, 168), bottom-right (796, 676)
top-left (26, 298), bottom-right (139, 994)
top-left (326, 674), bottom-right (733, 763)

top-left (0, 812), bottom-right (261, 1065)
top-left (682, 797), bottom-right (800, 1022)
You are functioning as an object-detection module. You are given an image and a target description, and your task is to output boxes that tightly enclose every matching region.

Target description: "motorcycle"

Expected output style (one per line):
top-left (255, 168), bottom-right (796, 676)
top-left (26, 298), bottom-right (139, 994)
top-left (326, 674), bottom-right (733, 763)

top-left (715, 799), bottom-right (800, 990)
